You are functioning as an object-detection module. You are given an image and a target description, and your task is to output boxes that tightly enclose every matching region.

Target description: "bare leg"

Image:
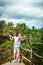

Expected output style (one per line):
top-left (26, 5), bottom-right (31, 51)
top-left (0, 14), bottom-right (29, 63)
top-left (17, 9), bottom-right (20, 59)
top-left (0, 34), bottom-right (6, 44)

top-left (14, 53), bottom-right (17, 61)
top-left (12, 53), bottom-right (17, 62)
top-left (16, 52), bottom-right (20, 62)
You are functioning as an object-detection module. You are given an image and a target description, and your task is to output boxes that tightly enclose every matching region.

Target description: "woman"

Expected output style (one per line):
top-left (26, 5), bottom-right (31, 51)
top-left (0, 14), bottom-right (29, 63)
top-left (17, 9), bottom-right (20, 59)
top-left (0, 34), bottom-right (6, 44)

top-left (9, 32), bottom-right (25, 62)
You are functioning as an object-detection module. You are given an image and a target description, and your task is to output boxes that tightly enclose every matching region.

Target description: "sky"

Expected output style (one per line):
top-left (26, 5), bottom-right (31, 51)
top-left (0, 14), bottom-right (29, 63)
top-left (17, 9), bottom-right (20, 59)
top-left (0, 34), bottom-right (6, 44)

top-left (0, 0), bottom-right (43, 28)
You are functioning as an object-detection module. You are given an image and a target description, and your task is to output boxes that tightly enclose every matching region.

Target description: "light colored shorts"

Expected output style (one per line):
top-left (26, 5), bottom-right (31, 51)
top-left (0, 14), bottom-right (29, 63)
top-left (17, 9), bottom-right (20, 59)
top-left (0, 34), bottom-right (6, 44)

top-left (14, 46), bottom-right (20, 54)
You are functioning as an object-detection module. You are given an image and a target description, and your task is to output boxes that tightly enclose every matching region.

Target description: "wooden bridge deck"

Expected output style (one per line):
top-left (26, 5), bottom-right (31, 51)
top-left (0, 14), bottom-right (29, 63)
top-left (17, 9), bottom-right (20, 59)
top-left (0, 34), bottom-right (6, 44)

top-left (2, 61), bottom-right (25, 65)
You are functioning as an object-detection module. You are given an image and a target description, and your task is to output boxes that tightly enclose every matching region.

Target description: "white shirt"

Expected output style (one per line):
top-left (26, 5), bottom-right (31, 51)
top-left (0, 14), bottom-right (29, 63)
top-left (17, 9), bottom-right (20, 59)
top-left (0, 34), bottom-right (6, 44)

top-left (14, 36), bottom-right (21, 47)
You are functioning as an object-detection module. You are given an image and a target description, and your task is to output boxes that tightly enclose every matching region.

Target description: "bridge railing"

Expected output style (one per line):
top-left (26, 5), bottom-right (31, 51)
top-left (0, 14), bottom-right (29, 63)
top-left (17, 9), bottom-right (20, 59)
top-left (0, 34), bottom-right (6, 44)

top-left (20, 46), bottom-right (43, 65)
top-left (0, 46), bottom-right (43, 65)
top-left (20, 46), bottom-right (33, 65)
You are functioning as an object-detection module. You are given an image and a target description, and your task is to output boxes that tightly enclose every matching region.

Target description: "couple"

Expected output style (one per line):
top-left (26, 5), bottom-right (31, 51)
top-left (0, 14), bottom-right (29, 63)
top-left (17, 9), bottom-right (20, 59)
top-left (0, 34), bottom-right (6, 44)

top-left (9, 32), bottom-right (25, 63)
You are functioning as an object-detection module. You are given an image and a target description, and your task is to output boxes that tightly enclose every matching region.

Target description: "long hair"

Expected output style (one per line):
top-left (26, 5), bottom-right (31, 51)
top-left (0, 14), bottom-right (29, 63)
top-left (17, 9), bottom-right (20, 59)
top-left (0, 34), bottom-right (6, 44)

top-left (15, 32), bottom-right (18, 36)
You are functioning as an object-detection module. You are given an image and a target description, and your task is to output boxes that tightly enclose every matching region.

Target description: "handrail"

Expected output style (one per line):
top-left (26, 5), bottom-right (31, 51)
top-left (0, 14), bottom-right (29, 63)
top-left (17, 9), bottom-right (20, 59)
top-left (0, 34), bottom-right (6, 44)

top-left (34, 52), bottom-right (43, 59)
top-left (22, 55), bottom-right (30, 62)
top-left (21, 46), bottom-right (43, 59)
top-left (21, 46), bottom-right (31, 52)
top-left (21, 46), bottom-right (32, 64)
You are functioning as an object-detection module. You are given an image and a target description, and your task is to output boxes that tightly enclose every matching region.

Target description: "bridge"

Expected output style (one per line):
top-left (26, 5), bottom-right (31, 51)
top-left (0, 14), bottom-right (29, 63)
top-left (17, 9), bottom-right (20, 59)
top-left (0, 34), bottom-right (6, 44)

top-left (2, 61), bottom-right (25, 65)
top-left (1, 46), bottom-right (43, 65)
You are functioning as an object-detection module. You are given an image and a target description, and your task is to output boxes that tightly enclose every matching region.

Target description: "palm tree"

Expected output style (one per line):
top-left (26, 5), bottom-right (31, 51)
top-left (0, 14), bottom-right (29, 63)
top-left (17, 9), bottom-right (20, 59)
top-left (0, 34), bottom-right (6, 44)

top-left (0, 20), bottom-right (6, 36)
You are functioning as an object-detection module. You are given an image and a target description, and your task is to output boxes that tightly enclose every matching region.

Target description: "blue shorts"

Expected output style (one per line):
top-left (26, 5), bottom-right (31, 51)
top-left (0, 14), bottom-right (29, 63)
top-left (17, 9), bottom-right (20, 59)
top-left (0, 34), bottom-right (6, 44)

top-left (14, 46), bottom-right (20, 54)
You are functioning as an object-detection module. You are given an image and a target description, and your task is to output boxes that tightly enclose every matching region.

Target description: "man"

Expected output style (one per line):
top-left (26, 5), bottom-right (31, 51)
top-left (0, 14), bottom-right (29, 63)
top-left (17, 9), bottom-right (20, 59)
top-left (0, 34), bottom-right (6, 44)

top-left (9, 32), bottom-right (25, 62)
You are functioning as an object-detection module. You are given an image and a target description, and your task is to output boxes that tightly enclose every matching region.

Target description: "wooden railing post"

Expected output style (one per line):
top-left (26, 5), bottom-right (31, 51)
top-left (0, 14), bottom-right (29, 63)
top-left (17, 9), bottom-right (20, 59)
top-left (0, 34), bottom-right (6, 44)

top-left (30, 48), bottom-right (33, 65)
top-left (21, 46), bottom-right (34, 65)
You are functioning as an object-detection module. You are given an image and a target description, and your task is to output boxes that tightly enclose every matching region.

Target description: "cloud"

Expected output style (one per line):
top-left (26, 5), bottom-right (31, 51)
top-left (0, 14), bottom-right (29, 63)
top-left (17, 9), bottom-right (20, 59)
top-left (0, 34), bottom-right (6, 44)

top-left (0, 0), bottom-right (43, 7)
top-left (1, 5), bottom-right (43, 20)
top-left (0, 18), bottom-right (43, 28)
top-left (31, 2), bottom-right (43, 8)
top-left (0, 0), bottom-right (43, 28)
top-left (0, 6), bottom-right (5, 16)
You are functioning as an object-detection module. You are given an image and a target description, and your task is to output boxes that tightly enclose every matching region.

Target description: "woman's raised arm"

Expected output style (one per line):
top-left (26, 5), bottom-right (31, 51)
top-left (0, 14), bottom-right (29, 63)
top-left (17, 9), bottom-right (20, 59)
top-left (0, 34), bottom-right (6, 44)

top-left (9, 35), bottom-right (14, 40)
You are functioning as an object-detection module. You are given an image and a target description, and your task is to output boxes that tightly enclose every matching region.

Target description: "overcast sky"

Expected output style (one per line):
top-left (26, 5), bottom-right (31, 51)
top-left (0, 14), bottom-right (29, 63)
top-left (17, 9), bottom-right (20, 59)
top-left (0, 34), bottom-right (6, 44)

top-left (0, 0), bottom-right (43, 28)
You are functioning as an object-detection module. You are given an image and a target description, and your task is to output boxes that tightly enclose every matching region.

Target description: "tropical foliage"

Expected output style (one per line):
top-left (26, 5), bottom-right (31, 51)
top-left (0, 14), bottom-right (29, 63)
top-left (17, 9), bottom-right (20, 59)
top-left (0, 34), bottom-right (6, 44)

top-left (0, 20), bottom-right (43, 65)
